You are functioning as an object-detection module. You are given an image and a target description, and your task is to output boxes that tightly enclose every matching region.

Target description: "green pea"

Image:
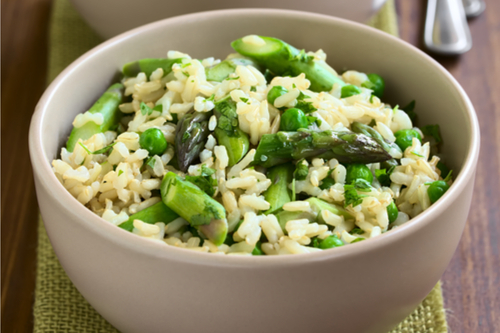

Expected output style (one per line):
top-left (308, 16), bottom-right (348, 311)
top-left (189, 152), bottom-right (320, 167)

top-left (387, 201), bottom-right (398, 224)
top-left (346, 163), bottom-right (373, 184)
top-left (267, 85), bottom-right (288, 106)
top-left (427, 180), bottom-right (450, 204)
top-left (319, 235), bottom-right (344, 249)
top-left (361, 73), bottom-right (385, 98)
top-left (139, 128), bottom-right (168, 156)
top-left (319, 177), bottom-right (336, 190)
top-left (252, 241), bottom-right (264, 255)
top-left (280, 108), bottom-right (309, 131)
top-left (394, 129), bottom-right (422, 152)
top-left (341, 84), bottom-right (362, 98)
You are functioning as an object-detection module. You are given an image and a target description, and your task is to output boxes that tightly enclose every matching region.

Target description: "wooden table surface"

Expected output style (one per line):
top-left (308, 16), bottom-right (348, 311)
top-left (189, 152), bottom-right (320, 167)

top-left (1, 0), bottom-right (499, 332)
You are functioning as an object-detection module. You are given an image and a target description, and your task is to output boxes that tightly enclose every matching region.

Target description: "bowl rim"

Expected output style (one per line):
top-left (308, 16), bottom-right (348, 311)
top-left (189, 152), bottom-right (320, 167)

top-left (29, 8), bottom-right (480, 267)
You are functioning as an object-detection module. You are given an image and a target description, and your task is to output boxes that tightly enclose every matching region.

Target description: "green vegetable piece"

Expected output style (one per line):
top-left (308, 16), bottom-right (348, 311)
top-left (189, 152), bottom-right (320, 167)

top-left (394, 129), bottom-right (422, 152)
top-left (436, 161), bottom-right (450, 178)
top-left (305, 197), bottom-right (353, 222)
top-left (264, 164), bottom-right (294, 214)
top-left (118, 202), bottom-right (179, 232)
top-left (341, 85), bottom-right (362, 98)
top-left (346, 163), bottom-right (373, 184)
top-left (350, 227), bottom-right (364, 234)
top-left (421, 124), bottom-right (442, 144)
top-left (253, 129), bottom-right (392, 168)
top-left (351, 121), bottom-right (402, 157)
top-left (139, 128), bottom-right (168, 156)
top-left (387, 201), bottom-right (398, 224)
top-left (351, 237), bottom-right (365, 243)
top-left (205, 58), bottom-right (258, 82)
top-left (66, 83), bottom-right (124, 152)
top-left (343, 179), bottom-right (372, 208)
top-left (231, 36), bottom-right (345, 92)
top-left (122, 58), bottom-right (183, 78)
top-left (213, 96), bottom-right (250, 166)
top-left (161, 172), bottom-right (227, 245)
top-left (401, 100), bottom-right (417, 124)
top-left (267, 85), bottom-right (288, 106)
top-left (361, 73), bottom-right (385, 98)
top-left (175, 110), bottom-right (211, 172)
top-left (264, 69), bottom-right (276, 83)
top-left (275, 210), bottom-right (316, 232)
top-left (252, 241), bottom-right (264, 255)
top-left (375, 167), bottom-right (394, 187)
top-left (293, 159), bottom-right (309, 181)
top-left (319, 177), bottom-right (336, 190)
top-left (280, 108), bottom-right (309, 131)
top-left (311, 237), bottom-right (321, 248)
top-left (319, 235), bottom-right (344, 249)
top-left (427, 180), bottom-right (451, 204)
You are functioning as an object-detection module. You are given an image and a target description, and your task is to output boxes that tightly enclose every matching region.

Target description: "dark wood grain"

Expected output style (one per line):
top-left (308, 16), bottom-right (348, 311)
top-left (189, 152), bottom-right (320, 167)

top-left (1, 0), bottom-right (499, 332)
top-left (1, 0), bottom-right (52, 331)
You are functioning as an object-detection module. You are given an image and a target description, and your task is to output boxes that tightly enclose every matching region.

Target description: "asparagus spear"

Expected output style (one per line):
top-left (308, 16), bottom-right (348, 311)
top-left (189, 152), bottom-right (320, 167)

top-left (205, 58), bottom-right (258, 82)
top-left (253, 129), bottom-right (392, 168)
top-left (122, 58), bottom-right (183, 78)
top-left (66, 83), bottom-right (124, 152)
top-left (305, 198), bottom-right (353, 222)
top-left (213, 95), bottom-right (250, 166)
top-left (351, 122), bottom-right (402, 155)
top-left (118, 201), bottom-right (179, 232)
top-left (174, 109), bottom-right (211, 172)
top-left (231, 36), bottom-right (345, 92)
top-left (264, 164), bottom-right (294, 214)
top-left (161, 172), bottom-right (227, 245)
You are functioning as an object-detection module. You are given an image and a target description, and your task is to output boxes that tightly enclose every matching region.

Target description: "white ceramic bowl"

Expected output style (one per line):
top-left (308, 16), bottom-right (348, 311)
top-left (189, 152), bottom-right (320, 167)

top-left (70, 0), bottom-right (387, 39)
top-left (30, 9), bottom-right (480, 333)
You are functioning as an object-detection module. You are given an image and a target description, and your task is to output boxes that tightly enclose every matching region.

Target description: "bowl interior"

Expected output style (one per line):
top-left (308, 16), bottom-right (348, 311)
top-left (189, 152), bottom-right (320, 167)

top-left (32, 10), bottom-right (477, 255)
top-left (38, 10), bottom-right (473, 174)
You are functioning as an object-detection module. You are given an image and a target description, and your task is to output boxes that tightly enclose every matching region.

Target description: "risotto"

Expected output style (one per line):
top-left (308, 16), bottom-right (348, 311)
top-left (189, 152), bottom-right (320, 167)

top-left (51, 35), bottom-right (452, 255)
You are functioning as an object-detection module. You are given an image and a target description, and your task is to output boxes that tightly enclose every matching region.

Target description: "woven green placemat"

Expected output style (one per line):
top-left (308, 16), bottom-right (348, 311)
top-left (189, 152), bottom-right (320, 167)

top-left (34, 1), bottom-right (447, 332)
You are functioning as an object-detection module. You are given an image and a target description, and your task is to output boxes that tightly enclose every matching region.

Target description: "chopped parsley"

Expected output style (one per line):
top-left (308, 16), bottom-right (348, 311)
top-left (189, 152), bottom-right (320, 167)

top-left (117, 170), bottom-right (123, 176)
top-left (226, 76), bottom-right (240, 81)
top-left (421, 124), bottom-right (442, 144)
top-left (401, 100), bottom-right (417, 123)
top-left (411, 151), bottom-right (424, 158)
top-left (295, 101), bottom-right (317, 114)
top-left (181, 71), bottom-right (189, 77)
top-left (145, 156), bottom-right (156, 168)
top-left (250, 86), bottom-right (257, 92)
top-left (350, 227), bottom-right (364, 235)
top-left (343, 179), bottom-right (372, 207)
top-left (186, 164), bottom-right (217, 196)
top-left (375, 167), bottom-right (395, 187)
top-left (78, 142), bottom-right (92, 155)
top-left (181, 62), bottom-right (191, 68)
top-left (79, 141), bottom-right (117, 156)
top-left (240, 97), bottom-right (249, 103)
top-left (140, 102), bottom-right (154, 116)
top-left (293, 49), bottom-right (314, 63)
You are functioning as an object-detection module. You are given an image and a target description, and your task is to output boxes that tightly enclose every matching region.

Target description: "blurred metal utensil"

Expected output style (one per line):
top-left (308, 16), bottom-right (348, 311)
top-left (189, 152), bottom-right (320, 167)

top-left (462, 0), bottom-right (486, 18)
top-left (424, 0), bottom-right (472, 55)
